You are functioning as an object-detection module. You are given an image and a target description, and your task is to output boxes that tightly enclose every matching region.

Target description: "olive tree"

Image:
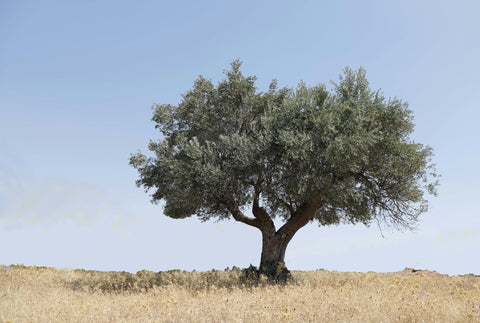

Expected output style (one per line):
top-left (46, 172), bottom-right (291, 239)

top-left (130, 61), bottom-right (438, 280)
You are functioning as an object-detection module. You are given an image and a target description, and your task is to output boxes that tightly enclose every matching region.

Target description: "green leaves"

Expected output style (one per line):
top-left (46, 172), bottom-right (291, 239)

top-left (131, 61), bottom-right (438, 229)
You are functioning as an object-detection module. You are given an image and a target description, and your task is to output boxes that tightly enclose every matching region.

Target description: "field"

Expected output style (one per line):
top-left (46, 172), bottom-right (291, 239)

top-left (1, 265), bottom-right (479, 322)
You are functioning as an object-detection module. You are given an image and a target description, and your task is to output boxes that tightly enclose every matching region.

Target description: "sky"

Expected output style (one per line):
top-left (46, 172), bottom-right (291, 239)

top-left (1, 0), bottom-right (479, 275)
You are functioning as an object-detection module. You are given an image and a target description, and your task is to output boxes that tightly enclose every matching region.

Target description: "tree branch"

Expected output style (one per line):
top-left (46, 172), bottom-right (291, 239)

top-left (252, 185), bottom-right (269, 219)
top-left (252, 185), bottom-right (276, 236)
top-left (276, 191), bottom-right (323, 242)
top-left (225, 200), bottom-right (260, 228)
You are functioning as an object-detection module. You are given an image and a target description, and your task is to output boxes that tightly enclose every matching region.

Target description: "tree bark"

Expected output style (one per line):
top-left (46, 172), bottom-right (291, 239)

top-left (259, 231), bottom-right (288, 273)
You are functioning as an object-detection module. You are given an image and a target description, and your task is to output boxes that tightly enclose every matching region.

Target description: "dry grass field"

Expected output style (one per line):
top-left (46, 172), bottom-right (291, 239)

top-left (1, 264), bottom-right (479, 322)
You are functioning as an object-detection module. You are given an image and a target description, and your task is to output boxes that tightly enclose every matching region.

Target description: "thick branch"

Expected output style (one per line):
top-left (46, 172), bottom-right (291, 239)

top-left (225, 200), bottom-right (260, 229)
top-left (252, 186), bottom-right (269, 219)
top-left (276, 191), bottom-right (323, 242)
top-left (252, 186), bottom-right (276, 236)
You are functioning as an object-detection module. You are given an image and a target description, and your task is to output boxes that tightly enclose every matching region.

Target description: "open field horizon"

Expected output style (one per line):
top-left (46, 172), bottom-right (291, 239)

top-left (1, 264), bottom-right (479, 322)
top-left (2, 263), bottom-right (480, 277)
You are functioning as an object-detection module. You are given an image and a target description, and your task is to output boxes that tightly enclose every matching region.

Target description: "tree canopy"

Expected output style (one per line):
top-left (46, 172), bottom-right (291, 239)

top-left (130, 61), bottom-right (438, 280)
top-left (130, 60), bottom-right (437, 231)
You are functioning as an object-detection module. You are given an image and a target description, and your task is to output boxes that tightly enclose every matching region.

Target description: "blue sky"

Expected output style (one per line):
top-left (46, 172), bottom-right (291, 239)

top-left (1, 0), bottom-right (479, 275)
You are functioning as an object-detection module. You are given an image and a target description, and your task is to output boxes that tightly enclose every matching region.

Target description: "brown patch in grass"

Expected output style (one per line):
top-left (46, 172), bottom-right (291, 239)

top-left (397, 267), bottom-right (446, 277)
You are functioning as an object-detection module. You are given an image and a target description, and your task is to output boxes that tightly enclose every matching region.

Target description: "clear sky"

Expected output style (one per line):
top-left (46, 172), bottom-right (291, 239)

top-left (1, 0), bottom-right (479, 275)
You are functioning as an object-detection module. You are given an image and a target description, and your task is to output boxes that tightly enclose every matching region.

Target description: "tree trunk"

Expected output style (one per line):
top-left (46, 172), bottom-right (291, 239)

top-left (226, 191), bottom-right (322, 283)
top-left (258, 231), bottom-right (292, 282)
top-left (256, 192), bottom-right (323, 282)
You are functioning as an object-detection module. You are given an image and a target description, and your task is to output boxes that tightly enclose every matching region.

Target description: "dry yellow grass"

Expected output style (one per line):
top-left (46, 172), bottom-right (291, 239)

top-left (1, 264), bottom-right (479, 322)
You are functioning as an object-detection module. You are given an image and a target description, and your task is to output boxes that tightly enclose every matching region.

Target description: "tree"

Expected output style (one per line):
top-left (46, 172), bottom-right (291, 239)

top-left (130, 60), bottom-right (438, 281)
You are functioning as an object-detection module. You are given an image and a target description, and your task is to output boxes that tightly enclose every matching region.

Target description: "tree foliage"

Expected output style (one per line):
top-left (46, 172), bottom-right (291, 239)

top-left (130, 60), bottom-right (438, 231)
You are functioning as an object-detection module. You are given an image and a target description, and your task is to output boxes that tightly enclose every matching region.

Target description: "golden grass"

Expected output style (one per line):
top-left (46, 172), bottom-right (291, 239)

top-left (1, 264), bottom-right (479, 322)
